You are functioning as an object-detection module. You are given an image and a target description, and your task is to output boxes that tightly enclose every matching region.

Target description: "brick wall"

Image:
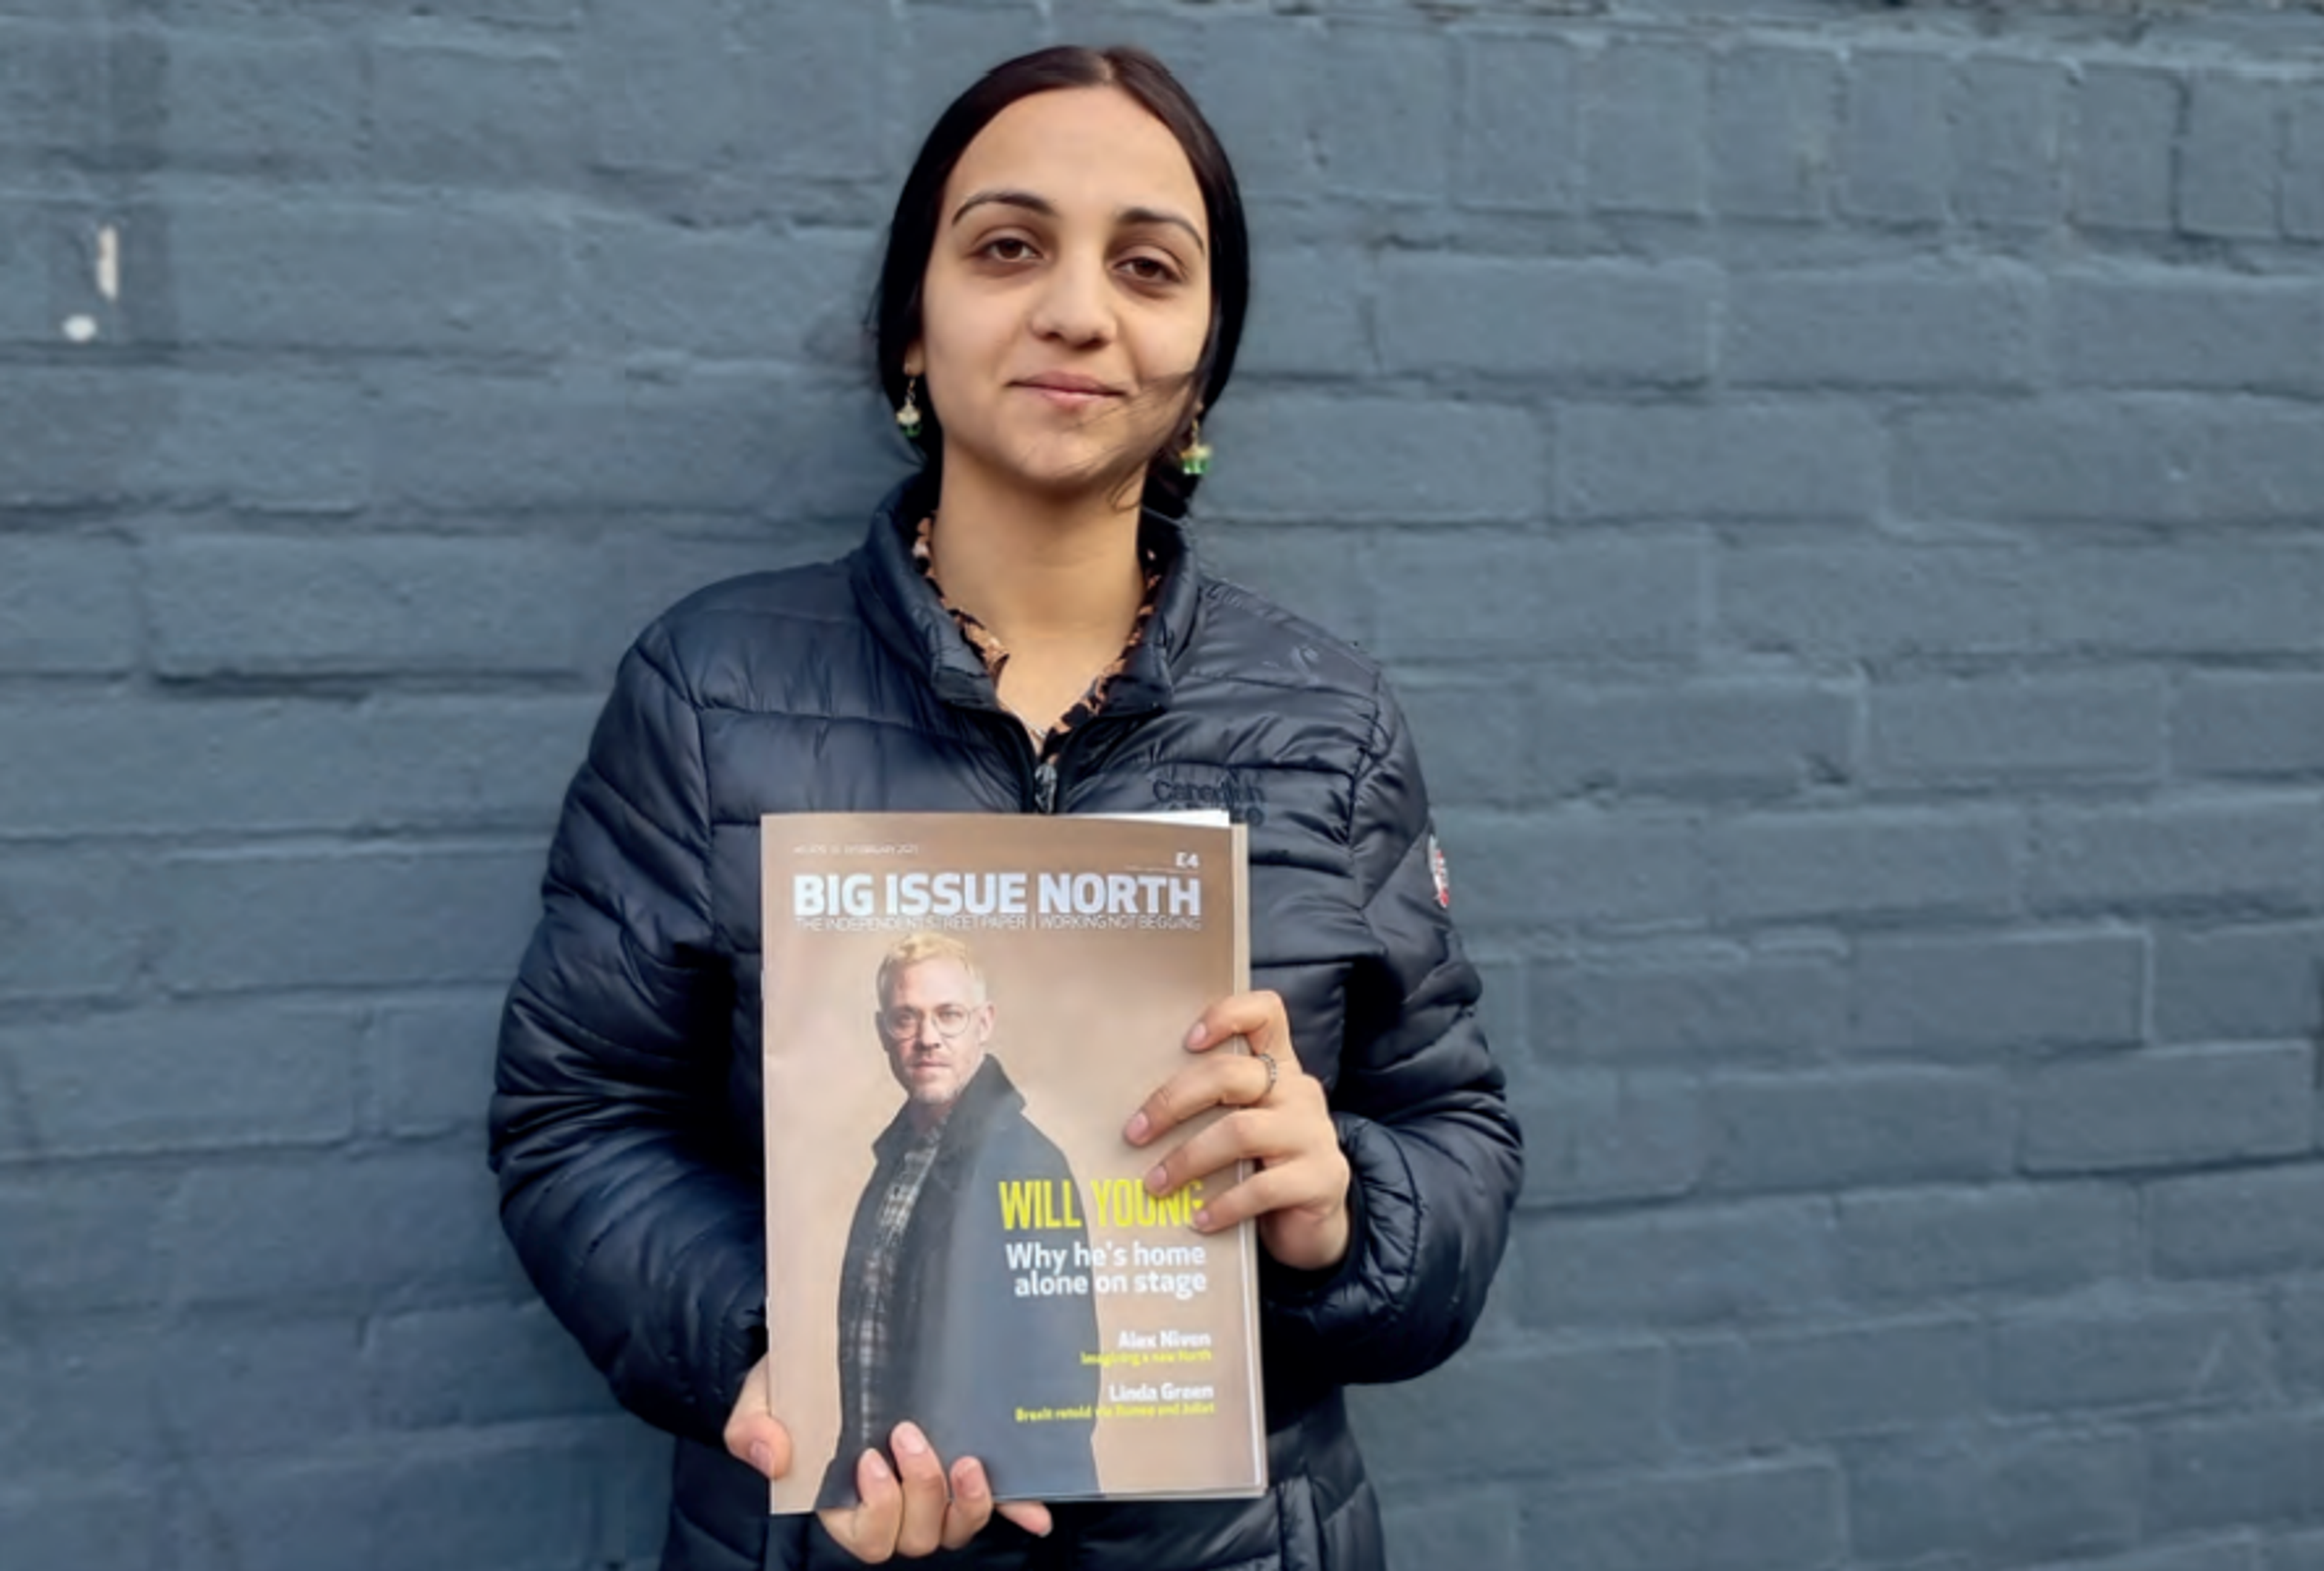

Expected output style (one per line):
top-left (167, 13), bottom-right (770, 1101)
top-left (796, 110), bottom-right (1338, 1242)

top-left (4, 2), bottom-right (2322, 1567)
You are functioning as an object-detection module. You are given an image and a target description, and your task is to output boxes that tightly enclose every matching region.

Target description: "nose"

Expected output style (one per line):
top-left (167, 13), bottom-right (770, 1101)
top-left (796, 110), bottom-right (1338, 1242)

top-left (1028, 246), bottom-right (1115, 348)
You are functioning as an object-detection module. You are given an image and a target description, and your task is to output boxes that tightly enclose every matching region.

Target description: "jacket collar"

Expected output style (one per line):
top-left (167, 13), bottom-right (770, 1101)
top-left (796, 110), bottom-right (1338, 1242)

top-left (848, 474), bottom-right (1201, 719)
top-left (870, 1052), bottom-right (1021, 1163)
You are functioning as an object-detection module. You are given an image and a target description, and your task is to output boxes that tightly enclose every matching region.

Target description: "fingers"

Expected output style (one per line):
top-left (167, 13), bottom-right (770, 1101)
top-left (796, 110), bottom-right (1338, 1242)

top-left (940, 1458), bottom-right (994, 1552)
top-left (997, 1499), bottom-right (1055, 1538)
top-left (887, 1423), bottom-right (952, 1558)
top-left (1183, 989), bottom-right (1296, 1063)
top-left (819, 1448), bottom-right (901, 1563)
top-left (721, 1356), bottom-right (795, 1482)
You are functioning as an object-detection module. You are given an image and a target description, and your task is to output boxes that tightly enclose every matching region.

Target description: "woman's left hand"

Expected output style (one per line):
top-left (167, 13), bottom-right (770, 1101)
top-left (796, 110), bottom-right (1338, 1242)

top-left (1124, 989), bottom-right (1351, 1273)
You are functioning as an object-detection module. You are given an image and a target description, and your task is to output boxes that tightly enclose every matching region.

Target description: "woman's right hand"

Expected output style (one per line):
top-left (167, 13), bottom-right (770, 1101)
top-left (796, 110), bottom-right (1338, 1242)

top-left (724, 1356), bottom-right (1054, 1562)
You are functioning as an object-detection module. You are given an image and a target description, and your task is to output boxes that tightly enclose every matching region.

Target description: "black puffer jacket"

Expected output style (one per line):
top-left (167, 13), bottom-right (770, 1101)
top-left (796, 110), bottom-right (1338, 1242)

top-left (490, 479), bottom-right (1523, 1571)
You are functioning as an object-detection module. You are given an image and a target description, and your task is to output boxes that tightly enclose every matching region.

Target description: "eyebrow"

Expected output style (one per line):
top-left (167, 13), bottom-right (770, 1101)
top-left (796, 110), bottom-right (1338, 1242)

top-left (950, 188), bottom-right (1208, 256)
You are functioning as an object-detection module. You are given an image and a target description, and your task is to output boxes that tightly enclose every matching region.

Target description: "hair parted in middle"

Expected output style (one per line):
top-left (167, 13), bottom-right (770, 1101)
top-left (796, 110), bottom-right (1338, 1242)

top-left (870, 44), bottom-right (1252, 519)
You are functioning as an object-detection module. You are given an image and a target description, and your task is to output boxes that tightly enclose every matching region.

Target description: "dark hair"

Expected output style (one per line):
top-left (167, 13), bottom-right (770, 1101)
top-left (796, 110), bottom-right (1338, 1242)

top-left (871, 45), bottom-right (1250, 519)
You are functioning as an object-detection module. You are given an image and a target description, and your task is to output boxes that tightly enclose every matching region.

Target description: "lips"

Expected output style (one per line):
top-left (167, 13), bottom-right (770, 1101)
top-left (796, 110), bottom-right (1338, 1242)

top-left (1016, 372), bottom-right (1121, 396)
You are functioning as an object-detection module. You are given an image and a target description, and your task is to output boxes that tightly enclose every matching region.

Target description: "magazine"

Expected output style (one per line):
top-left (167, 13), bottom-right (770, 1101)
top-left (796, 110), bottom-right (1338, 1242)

top-left (759, 812), bottom-right (1265, 1512)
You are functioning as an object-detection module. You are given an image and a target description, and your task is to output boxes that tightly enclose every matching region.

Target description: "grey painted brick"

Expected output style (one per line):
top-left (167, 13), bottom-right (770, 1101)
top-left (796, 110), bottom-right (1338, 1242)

top-left (366, 1302), bottom-right (609, 1428)
top-left (166, 1150), bottom-right (514, 1307)
top-left (169, 200), bottom-right (568, 353)
top-left (0, 1168), bottom-right (172, 1311)
top-left (0, 848), bottom-right (148, 1001)
top-left (730, 3), bottom-right (884, 185)
top-left (0, 369), bottom-right (369, 512)
top-left (3, 999), bottom-right (358, 1157)
top-left (2035, 1541), bottom-right (2260, 1571)
top-left (0, 694), bottom-right (595, 837)
top-left (1869, 673), bottom-right (2164, 788)
top-left (2177, 675), bottom-right (2324, 779)
top-left (1373, 1488), bottom-right (1521, 1571)
top-left (1710, 46), bottom-right (1837, 222)
top-left (2022, 1042), bottom-right (2314, 1175)
top-left (2057, 275), bottom-right (2324, 393)
top-left (1991, 1297), bottom-right (2271, 1416)
top-left (376, 369), bottom-right (898, 517)
top-left (2181, 73), bottom-right (2282, 240)
top-left (1841, 51), bottom-right (1950, 224)
top-left (1516, 1071), bottom-right (1704, 1208)
top-left (1367, 536), bottom-right (1699, 661)
top-left (2148, 1414), bottom-right (2324, 1534)
top-left (1558, 402), bottom-right (1882, 523)
top-left (1392, 677), bottom-right (1532, 810)
top-left (2199, 410), bottom-right (2324, 526)
top-left (0, 1320), bottom-right (167, 1473)
top-left (1377, 257), bottom-right (1712, 382)
top-left (2290, 91), bottom-right (2324, 239)
top-left (2029, 798), bottom-right (2323, 916)
top-left (1533, 946), bottom-right (1850, 1067)
top-left (0, 534), bottom-right (137, 674)
top-left (373, 40), bottom-right (576, 189)
top-left (1897, 402), bottom-right (2199, 525)
top-left (2278, 1533), bottom-right (2324, 1571)
top-left (2040, 545), bottom-right (2324, 652)
top-left (0, 21), bottom-right (105, 159)
top-left (1585, 40), bottom-right (1709, 217)
top-left (1186, 396), bottom-right (1543, 525)
top-left (1184, 12), bottom-right (1321, 202)
top-left (146, 535), bottom-right (596, 680)
top-left (897, 5), bottom-right (1040, 134)
top-left (1725, 267), bottom-right (2038, 389)
top-left (1839, 1184), bottom-right (2137, 1303)
top-left (366, 989), bottom-right (507, 1140)
top-left (2072, 65), bottom-right (2181, 232)
top-left (1527, 680), bottom-right (1856, 802)
top-left (1359, 1342), bottom-right (1669, 1481)
top-left (1520, 1460), bottom-right (1842, 1571)
top-left (1673, 1316), bottom-right (1983, 1448)
top-left (2283, 1281), bottom-right (2324, 1394)
top-left (1704, 1070), bottom-right (2009, 1194)
top-left (1718, 544), bottom-right (2036, 661)
top-left (1518, 1198), bottom-right (1838, 1330)
top-left (1438, 808), bottom-right (1702, 931)
top-left (586, 525), bottom-right (862, 677)
top-left (1848, 1429), bottom-right (2142, 1564)
top-left (1322, 23), bottom-right (1449, 202)
top-left (1238, 244), bottom-right (1373, 378)
top-left (156, 1314), bottom-right (369, 1457)
top-left (156, 843), bottom-right (540, 992)
top-left (1853, 930), bottom-right (2147, 1058)
top-left (179, 1431), bottom-right (600, 1571)
top-left (0, 1480), bottom-right (160, 1571)
top-left (2149, 1166), bottom-right (2324, 1279)
top-left (1455, 31), bottom-right (1579, 213)
top-left (2155, 920), bottom-right (2324, 1045)
top-left (1955, 55), bottom-right (2067, 228)
top-left (580, 0), bottom-right (738, 174)
top-left (165, 31), bottom-right (363, 175)
top-left (1707, 807), bottom-right (2018, 926)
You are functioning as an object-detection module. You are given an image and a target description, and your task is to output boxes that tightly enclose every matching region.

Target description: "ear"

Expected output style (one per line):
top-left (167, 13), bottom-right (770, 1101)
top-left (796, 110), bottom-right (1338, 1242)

top-left (903, 344), bottom-right (925, 378)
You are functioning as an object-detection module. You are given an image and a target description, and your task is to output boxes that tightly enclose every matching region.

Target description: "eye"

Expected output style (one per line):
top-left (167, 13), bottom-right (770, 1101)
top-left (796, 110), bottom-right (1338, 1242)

top-left (1120, 253), bottom-right (1183, 286)
top-left (975, 234), bottom-right (1039, 264)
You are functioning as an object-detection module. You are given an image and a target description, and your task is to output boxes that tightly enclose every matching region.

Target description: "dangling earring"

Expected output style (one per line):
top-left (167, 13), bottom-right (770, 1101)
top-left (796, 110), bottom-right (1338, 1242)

top-left (1178, 416), bottom-right (1212, 477)
top-left (895, 375), bottom-right (924, 441)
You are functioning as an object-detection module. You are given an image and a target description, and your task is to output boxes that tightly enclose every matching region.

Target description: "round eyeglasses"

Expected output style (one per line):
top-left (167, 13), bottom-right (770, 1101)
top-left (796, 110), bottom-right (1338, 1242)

top-left (880, 1003), bottom-right (974, 1041)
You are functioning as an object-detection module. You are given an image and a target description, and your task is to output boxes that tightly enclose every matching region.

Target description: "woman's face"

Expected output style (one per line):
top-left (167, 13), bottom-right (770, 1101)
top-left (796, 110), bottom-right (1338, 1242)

top-left (912, 87), bottom-right (1213, 507)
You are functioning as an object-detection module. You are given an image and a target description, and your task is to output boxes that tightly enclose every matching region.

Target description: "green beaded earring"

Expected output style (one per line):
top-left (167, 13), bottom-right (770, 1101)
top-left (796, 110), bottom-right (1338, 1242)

top-left (1178, 416), bottom-right (1212, 477)
top-left (895, 376), bottom-right (924, 441)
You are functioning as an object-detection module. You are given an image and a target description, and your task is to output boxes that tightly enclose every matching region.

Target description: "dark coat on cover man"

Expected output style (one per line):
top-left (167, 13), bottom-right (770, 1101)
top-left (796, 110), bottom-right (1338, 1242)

top-left (819, 1055), bottom-right (1099, 1507)
top-left (489, 476), bottom-right (1525, 1571)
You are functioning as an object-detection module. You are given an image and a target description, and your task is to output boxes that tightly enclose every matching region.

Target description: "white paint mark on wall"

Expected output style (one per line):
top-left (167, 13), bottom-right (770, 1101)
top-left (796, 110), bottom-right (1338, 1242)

top-left (62, 315), bottom-right (98, 343)
top-left (96, 224), bottom-right (120, 302)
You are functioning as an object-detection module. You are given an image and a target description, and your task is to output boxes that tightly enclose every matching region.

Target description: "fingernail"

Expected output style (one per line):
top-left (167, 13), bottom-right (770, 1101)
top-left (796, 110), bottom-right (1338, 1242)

top-left (957, 1463), bottom-right (988, 1500)
top-left (1144, 1163), bottom-right (1168, 1194)
top-left (1185, 1021), bottom-right (1207, 1048)
top-left (1124, 1110), bottom-right (1150, 1144)
top-left (893, 1423), bottom-right (928, 1458)
top-left (865, 1449), bottom-right (893, 1482)
top-left (748, 1442), bottom-right (775, 1476)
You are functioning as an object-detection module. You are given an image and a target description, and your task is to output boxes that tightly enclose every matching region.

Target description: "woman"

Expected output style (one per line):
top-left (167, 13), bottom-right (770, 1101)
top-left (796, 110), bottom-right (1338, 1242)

top-left (491, 44), bottom-right (1521, 1571)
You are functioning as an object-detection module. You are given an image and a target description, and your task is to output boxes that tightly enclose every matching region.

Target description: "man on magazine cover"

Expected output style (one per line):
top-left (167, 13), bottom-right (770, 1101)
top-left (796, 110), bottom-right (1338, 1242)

top-left (818, 932), bottom-right (1101, 1506)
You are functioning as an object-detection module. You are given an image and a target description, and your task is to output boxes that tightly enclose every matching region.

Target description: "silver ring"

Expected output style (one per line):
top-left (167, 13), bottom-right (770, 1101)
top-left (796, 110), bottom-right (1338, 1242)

top-left (1254, 1051), bottom-right (1279, 1098)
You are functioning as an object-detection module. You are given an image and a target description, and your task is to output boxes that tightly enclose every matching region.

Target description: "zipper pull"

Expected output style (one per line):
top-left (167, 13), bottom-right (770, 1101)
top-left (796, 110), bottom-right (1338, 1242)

top-left (1033, 759), bottom-right (1060, 814)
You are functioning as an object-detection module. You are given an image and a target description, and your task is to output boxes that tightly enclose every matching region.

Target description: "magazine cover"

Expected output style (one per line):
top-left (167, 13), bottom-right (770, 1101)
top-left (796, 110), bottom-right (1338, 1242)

top-left (760, 812), bottom-right (1265, 1512)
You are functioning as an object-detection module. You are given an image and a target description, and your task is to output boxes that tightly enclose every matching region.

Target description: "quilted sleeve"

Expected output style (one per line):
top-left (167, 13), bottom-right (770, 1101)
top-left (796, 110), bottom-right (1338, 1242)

top-left (488, 626), bottom-right (764, 1449)
top-left (1261, 675), bottom-right (1525, 1385)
